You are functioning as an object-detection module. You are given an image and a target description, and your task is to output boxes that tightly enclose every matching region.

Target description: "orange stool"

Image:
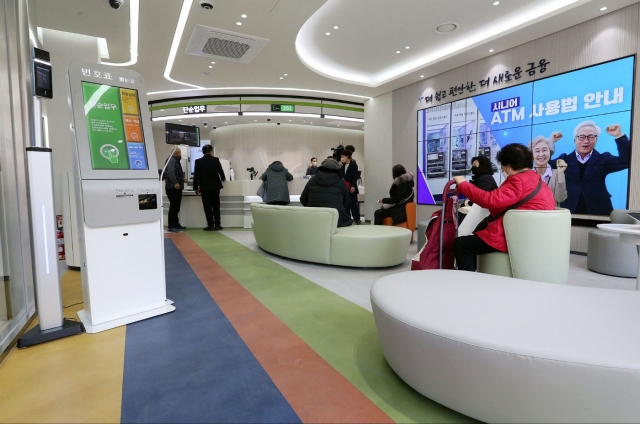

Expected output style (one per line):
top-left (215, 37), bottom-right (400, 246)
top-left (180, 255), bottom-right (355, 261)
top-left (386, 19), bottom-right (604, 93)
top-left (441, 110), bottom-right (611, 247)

top-left (382, 202), bottom-right (416, 242)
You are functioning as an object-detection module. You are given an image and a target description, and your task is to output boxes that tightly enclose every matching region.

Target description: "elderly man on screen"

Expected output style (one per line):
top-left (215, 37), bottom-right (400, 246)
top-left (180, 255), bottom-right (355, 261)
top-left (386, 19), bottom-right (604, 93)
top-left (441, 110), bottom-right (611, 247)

top-left (551, 121), bottom-right (630, 215)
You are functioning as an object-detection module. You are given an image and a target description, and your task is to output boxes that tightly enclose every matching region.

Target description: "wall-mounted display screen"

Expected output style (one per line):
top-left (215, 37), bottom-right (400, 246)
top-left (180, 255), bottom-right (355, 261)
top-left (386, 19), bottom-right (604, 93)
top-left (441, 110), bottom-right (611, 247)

top-left (165, 123), bottom-right (200, 147)
top-left (82, 82), bottom-right (148, 170)
top-left (417, 56), bottom-right (634, 216)
top-left (34, 62), bottom-right (52, 98)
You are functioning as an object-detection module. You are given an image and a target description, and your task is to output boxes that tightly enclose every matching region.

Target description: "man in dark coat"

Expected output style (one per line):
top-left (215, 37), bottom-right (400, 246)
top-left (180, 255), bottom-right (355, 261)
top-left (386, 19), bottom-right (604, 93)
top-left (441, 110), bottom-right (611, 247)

top-left (551, 121), bottom-right (630, 215)
top-left (165, 147), bottom-right (185, 232)
top-left (300, 159), bottom-right (353, 227)
top-left (340, 149), bottom-right (361, 224)
top-left (193, 144), bottom-right (226, 231)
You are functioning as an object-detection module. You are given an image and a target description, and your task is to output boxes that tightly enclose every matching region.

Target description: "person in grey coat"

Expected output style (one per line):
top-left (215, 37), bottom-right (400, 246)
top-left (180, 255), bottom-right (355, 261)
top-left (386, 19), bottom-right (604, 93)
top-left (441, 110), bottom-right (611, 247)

top-left (261, 161), bottom-right (293, 205)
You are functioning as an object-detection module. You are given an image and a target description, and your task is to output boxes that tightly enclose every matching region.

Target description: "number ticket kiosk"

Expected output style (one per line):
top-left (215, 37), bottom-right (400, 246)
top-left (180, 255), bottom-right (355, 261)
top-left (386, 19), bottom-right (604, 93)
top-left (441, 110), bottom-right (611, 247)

top-left (68, 61), bottom-right (174, 333)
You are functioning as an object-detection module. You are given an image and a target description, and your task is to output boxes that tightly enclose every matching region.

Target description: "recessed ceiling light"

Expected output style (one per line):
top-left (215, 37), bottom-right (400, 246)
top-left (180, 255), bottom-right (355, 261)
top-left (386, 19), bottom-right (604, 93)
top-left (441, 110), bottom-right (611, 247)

top-left (280, 77), bottom-right (283, 79)
top-left (435, 22), bottom-right (458, 33)
top-left (210, 61), bottom-right (215, 64)
top-left (254, 120), bottom-right (257, 122)
top-left (241, 14), bottom-right (247, 18)
top-left (160, 109), bottom-right (164, 111)
top-left (489, 49), bottom-right (494, 52)
top-left (236, 22), bottom-right (242, 25)
top-left (202, 71), bottom-right (209, 75)
top-left (396, 50), bottom-right (400, 54)
top-left (333, 26), bottom-right (339, 29)
top-left (310, 122), bottom-right (313, 124)
top-left (405, 46), bottom-right (410, 49)
top-left (420, 75), bottom-right (424, 78)
top-left (493, 1), bottom-right (500, 5)
top-left (326, 32), bottom-right (330, 35)
top-left (178, 119), bottom-right (182, 121)
top-left (600, 6), bottom-right (607, 11)
top-left (284, 73), bottom-right (288, 76)
top-left (289, 120), bottom-right (292, 122)
top-left (208, 65), bottom-right (212, 68)
top-left (225, 122), bottom-right (228, 124)
top-left (337, 125), bottom-right (340, 127)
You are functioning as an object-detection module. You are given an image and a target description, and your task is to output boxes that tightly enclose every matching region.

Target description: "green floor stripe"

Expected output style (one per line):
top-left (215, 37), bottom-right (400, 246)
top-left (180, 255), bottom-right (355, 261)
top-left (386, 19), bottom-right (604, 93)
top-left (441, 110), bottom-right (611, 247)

top-left (185, 230), bottom-right (475, 424)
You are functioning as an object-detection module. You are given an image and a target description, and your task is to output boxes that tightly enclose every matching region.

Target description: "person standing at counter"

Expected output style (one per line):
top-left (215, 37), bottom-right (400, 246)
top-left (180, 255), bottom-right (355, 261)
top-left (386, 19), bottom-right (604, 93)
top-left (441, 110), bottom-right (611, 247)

top-left (341, 149), bottom-right (361, 224)
top-left (306, 157), bottom-right (318, 176)
top-left (300, 158), bottom-right (353, 227)
top-left (193, 144), bottom-right (226, 231)
top-left (165, 147), bottom-right (185, 233)
top-left (261, 161), bottom-right (293, 205)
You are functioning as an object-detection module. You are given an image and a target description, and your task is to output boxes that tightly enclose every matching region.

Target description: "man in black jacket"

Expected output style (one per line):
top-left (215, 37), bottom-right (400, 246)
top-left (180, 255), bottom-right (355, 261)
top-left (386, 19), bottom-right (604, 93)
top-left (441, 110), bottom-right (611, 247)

top-left (165, 147), bottom-right (185, 232)
top-left (300, 158), bottom-right (353, 227)
top-left (193, 144), bottom-right (226, 231)
top-left (550, 121), bottom-right (630, 215)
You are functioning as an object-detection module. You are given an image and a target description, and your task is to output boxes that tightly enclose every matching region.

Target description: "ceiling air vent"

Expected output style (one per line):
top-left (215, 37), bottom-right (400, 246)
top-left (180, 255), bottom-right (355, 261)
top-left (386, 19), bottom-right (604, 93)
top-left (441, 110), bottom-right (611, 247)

top-left (185, 25), bottom-right (270, 64)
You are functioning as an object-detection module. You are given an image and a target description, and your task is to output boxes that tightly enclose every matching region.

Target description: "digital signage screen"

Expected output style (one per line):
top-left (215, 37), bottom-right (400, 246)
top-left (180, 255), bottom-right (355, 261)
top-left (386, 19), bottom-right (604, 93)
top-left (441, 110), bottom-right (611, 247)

top-left (417, 56), bottom-right (634, 216)
top-left (82, 82), bottom-right (148, 170)
top-left (165, 123), bottom-right (200, 147)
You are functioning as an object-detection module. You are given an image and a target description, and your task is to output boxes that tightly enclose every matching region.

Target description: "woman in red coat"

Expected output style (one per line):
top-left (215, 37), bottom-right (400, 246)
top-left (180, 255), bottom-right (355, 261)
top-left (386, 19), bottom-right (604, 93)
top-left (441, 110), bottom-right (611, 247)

top-left (453, 144), bottom-right (556, 271)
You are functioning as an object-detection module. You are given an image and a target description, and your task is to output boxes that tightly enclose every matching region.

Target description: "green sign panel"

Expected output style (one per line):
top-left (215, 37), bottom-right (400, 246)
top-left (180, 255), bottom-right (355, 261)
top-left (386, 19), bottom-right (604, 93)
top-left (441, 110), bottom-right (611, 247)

top-left (82, 82), bottom-right (129, 170)
top-left (271, 104), bottom-right (295, 113)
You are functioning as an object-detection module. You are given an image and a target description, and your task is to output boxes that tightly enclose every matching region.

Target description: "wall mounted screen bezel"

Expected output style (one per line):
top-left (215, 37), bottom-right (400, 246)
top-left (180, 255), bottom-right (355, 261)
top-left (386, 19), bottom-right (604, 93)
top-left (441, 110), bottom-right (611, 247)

top-left (415, 55), bottom-right (635, 216)
top-left (164, 123), bottom-right (200, 147)
top-left (68, 61), bottom-right (159, 180)
top-left (33, 61), bottom-right (52, 99)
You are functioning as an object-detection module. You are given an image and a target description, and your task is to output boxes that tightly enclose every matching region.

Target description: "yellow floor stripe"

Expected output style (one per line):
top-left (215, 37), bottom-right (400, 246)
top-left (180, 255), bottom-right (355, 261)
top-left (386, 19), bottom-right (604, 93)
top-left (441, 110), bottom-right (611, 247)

top-left (0, 270), bottom-right (125, 423)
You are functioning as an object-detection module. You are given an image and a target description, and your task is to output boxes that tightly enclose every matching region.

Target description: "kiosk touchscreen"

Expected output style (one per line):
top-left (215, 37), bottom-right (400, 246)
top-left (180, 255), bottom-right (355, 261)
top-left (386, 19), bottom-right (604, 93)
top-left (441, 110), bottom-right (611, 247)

top-left (68, 61), bottom-right (174, 333)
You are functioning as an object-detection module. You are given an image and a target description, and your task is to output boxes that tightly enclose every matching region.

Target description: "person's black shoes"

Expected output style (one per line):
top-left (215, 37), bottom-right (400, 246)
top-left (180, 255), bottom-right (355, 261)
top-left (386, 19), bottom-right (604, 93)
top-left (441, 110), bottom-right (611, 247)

top-left (214, 225), bottom-right (223, 231)
top-left (176, 224), bottom-right (187, 230)
top-left (203, 226), bottom-right (215, 231)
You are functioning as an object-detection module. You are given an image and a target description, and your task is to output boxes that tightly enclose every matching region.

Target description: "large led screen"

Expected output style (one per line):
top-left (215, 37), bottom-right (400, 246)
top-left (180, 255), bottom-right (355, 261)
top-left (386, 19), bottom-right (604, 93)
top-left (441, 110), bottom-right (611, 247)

top-left (417, 56), bottom-right (634, 215)
top-left (82, 82), bottom-right (149, 170)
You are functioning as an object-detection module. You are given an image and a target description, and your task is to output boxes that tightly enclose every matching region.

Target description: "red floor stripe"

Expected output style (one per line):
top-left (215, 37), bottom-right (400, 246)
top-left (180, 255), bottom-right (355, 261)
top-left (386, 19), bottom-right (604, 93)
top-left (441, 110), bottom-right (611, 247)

top-left (167, 233), bottom-right (393, 424)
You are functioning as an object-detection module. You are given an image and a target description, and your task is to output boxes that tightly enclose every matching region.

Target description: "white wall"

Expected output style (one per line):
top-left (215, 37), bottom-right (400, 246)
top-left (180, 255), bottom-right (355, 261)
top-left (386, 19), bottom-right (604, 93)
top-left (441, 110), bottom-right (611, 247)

top-left (154, 123), bottom-right (364, 181)
top-left (42, 28), bottom-right (99, 214)
top-left (364, 93), bottom-right (393, 222)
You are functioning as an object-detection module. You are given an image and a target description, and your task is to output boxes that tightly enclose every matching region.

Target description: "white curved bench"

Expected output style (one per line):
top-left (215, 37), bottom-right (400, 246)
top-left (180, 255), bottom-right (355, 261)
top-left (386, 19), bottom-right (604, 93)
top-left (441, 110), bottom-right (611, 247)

top-left (371, 270), bottom-right (640, 423)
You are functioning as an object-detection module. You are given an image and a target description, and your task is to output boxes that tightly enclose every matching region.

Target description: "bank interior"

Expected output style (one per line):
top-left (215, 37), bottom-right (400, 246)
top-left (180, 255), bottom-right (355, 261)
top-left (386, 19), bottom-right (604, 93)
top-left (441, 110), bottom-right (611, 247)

top-left (1, 1), bottom-right (640, 423)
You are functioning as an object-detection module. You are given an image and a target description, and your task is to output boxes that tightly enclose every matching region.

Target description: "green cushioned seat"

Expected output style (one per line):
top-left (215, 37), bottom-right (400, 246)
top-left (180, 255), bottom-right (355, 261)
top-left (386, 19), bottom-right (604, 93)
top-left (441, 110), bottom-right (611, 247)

top-left (251, 203), bottom-right (411, 267)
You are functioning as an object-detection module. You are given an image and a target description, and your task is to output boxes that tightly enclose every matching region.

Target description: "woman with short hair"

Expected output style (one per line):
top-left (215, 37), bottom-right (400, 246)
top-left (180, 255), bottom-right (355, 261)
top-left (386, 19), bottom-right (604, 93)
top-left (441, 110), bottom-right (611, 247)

top-left (530, 134), bottom-right (568, 206)
top-left (452, 143), bottom-right (556, 271)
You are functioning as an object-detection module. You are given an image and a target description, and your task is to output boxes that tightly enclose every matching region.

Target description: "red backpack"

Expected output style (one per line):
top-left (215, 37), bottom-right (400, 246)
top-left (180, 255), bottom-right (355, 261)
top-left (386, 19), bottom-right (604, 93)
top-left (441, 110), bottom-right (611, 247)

top-left (412, 180), bottom-right (458, 270)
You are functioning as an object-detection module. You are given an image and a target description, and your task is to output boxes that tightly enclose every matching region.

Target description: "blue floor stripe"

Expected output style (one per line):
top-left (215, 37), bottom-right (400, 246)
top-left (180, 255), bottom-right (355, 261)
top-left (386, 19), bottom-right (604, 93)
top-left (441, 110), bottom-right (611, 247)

top-left (120, 239), bottom-right (301, 423)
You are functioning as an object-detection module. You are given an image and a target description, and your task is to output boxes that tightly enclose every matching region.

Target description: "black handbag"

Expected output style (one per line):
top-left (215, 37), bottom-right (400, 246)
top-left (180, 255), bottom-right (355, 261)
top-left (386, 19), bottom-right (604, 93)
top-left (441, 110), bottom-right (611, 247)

top-left (473, 178), bottom-right (543, 233)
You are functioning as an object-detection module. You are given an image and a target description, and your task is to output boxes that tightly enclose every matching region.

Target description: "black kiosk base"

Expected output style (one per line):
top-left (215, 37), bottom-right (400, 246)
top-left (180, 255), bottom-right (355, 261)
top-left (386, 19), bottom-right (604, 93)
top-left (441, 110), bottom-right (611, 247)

top-left (17, 319), bottom-right (85, 348)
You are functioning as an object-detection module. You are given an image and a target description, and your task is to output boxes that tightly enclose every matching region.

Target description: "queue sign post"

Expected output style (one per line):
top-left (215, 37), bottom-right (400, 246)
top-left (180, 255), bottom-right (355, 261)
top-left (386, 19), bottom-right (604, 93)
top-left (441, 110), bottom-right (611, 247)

top-left (68, 61), bottom-right (174, 333)
top-left (18, 49), bottom-right (85, 348)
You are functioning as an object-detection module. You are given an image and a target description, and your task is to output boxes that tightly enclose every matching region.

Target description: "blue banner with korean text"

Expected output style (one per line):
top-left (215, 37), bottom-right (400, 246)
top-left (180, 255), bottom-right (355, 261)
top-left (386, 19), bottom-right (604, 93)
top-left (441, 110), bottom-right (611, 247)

top-left (417, 56), bottom-right (634, 215)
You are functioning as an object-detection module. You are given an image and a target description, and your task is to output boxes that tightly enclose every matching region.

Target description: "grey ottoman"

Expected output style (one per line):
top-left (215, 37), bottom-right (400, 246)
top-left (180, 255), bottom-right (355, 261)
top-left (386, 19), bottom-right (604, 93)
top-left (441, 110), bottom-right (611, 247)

top-left (418, 220), bottom-right (430, 251)
top-left (587, 229), bottom-right (638, 277)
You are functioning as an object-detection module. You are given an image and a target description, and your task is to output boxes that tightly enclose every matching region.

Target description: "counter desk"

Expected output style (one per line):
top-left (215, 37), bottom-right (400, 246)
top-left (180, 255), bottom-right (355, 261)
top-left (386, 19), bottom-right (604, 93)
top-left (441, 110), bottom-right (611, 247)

top-left (162, 179), bottom-right (364, 229)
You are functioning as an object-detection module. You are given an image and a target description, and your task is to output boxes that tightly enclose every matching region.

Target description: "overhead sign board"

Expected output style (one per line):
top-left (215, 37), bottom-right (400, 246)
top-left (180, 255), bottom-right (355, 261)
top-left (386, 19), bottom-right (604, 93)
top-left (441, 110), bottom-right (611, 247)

top-left (183, 105), bottom-right (207, 114)
top-left (271, 104), bottom-right (295, 112)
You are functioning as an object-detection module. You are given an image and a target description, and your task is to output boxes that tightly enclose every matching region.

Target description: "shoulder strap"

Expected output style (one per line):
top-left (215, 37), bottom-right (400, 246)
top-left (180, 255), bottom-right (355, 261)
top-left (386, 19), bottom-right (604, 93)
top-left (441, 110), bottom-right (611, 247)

top-left (487, 177), bottom-right (543, 223)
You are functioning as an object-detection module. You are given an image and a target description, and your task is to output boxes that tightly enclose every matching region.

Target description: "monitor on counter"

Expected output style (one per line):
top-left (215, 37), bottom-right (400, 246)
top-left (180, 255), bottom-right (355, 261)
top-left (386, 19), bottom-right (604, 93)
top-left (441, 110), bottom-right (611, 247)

top-left (165, 123), bottom-right (200, 147)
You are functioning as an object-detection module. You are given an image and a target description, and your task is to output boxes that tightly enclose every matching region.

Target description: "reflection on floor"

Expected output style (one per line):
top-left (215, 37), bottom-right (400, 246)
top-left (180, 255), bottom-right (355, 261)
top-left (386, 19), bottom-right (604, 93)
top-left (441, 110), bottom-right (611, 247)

top-left (0, 228), bottom-right (634, 423)
top-left (222, 229), bottom-right (636, 311)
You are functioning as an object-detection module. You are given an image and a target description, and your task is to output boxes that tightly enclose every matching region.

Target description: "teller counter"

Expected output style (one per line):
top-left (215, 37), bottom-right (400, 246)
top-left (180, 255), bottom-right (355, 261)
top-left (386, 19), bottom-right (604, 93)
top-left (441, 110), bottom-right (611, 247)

top-left (162, 179), bottom-right (364, 229)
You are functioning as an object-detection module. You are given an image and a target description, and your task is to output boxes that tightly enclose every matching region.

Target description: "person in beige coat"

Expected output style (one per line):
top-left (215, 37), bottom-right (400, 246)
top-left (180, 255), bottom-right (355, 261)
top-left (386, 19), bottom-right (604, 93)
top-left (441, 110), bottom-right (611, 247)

top-left (530, 133), bottom-right (568, 206)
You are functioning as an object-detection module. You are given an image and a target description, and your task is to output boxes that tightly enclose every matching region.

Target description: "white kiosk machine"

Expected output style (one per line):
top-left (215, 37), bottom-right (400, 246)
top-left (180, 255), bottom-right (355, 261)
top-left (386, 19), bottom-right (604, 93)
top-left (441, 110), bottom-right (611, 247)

top-left (68, 61), bottom-right (174, 333)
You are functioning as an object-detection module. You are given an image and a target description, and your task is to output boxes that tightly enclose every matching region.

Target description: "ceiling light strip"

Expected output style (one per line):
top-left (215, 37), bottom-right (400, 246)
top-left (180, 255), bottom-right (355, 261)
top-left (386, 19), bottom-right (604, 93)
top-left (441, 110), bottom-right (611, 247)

top-left (323, 115), bottom-right (364, 122)
top-left (163, 0), bottom-right (202, 88)
top-left (147, 86), bottom-right (371, 100)
top-left (152, 111), bottom-right (364, 122)
top-left (103, 0), bottom-right (139, 66)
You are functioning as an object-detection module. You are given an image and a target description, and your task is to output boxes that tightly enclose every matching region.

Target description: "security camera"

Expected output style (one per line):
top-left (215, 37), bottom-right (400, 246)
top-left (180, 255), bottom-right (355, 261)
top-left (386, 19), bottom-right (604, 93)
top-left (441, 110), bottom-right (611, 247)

top-left (108, 0), bottom-right (124, 9)
top-left (277, 122), bottom-right (281, 125)
top-left (213, 126), bottom-right (217, 130)
top-left (203, 122), bottom-right (208, 127)
top-left (266, 118), bottom-right (271, 122)
top-left (199, 1), bottom-right (213, 10)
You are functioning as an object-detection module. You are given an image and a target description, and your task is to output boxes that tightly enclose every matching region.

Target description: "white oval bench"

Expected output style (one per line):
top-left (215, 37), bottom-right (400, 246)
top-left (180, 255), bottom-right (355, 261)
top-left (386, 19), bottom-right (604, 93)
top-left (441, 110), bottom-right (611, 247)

top-left (371, 270), bottom-right (640, 423)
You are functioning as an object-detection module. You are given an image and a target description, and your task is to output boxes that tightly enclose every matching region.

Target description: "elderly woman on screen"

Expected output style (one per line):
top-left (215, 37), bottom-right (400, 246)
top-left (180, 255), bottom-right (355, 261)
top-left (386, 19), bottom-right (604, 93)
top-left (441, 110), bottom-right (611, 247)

top-left (530, 133), bottom-right (568, 206)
